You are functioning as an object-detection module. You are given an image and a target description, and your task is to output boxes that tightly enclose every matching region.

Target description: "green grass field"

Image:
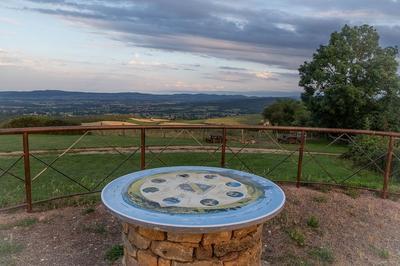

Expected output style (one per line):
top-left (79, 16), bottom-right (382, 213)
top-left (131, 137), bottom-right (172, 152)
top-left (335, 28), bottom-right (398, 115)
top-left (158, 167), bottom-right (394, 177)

top-left (0, 151), bottom-right (398, 208)
top-left (0, 131), bottom-right (347, 154)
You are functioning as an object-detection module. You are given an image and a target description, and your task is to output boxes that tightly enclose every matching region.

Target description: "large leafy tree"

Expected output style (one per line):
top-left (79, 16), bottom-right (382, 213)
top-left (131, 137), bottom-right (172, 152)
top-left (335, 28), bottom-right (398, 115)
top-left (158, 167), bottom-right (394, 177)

top-left (299, 24), bottom-right (400, 131)
top-left (262, 99), bottom-right (310, 126)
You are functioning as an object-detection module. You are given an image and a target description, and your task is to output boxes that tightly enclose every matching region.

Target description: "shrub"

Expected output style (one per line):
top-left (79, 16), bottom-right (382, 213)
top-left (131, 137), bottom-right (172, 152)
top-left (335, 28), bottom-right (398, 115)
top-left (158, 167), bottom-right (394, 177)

top-left (2, 116), bottom-right (79, 128)
top-left (343, 135), bottom-right (400, 181)
top-left (310, 247), bottom-right (334, 263)
top-left (306, 216), bottom-right (319, 228)
top-left (287, 228), bottom-right (305, 246)
top-left (104, 245), bottom-right (123, 262)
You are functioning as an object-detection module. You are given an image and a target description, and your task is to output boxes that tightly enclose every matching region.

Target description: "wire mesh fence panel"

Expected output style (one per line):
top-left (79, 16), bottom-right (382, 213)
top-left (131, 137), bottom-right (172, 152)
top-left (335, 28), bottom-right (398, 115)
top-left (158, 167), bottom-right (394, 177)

top-left (1, 125), bottom-right (400, 211)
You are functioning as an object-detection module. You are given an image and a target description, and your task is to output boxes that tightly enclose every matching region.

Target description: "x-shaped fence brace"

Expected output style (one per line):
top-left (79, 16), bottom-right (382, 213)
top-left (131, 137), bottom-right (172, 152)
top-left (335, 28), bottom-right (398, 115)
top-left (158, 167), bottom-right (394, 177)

top-left (224, 129), bottom-right (299, 177)
top-left (301, 133), bottom-right (341, 184)
top-left (0, 155), bottom-right (24, 182)
top-left (225, 129), bottom-right (394, 186)
top-left (91, 147), bottom-right (140, 191)
top-left (26, 127), bottom-right (387, 192)
top-left (344, 133), bottom-right (385, 174)
top-left (261, 130), bottom-right (299, 164)
top-left (145, 129), bottom-right (223, 168)
top-left (2, 126), bottom-right (398, 213)
top-left (301, 133), bottom-right (391, 185)
top-left (145, 129), bottom-right (186, 168)
top-left (30, 153), bottom-right (91, 191)
top-left (31, 131), bottom-right (89, 182)
top-left (31, 149), bottom-right (141, 193)
top-left (95, 129), bottom-right (139, 156)
top-left (382, 141), bottom-right (400, 186)
top-left (226, 143), bottom-right (254, 174)
top-left (29, 129), bottom-right (141, 193)
top-left (390, 152), bottom-right (400, 177)
top-left (183, 129), bottom-right (222, 166)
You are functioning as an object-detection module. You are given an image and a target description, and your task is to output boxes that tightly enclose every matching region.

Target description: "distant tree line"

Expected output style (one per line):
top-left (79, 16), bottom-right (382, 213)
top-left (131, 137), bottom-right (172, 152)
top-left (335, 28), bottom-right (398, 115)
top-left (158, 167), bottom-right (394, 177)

top-left (2, 116), bottom-right (79, 128)
top-left (263, 24), bottom-right (400, 132)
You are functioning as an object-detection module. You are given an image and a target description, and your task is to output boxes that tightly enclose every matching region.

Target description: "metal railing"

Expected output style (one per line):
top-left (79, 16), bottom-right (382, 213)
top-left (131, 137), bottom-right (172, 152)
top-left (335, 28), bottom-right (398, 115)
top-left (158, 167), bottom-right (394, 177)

top-left (0, 125), bottom-right (399, 212)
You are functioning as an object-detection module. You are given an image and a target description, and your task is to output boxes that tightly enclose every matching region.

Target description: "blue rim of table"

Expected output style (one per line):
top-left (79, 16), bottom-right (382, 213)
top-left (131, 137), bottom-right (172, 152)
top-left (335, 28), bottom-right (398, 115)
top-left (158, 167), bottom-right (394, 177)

top-left (101, 166), bottom-right (285, 233)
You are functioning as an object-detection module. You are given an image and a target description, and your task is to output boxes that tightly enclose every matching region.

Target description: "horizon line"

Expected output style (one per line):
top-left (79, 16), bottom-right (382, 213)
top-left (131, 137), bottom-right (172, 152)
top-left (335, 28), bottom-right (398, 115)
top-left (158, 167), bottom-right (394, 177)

top-left (0, 89), bottom-right (301, 98)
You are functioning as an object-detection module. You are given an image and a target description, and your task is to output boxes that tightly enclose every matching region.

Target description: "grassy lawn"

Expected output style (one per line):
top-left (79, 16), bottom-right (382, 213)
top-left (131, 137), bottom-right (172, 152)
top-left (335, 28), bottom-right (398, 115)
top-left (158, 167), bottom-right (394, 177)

top-left (0, 151), bottom-right (397, 208)
top-left (0, 132), bottom-right (347, 154)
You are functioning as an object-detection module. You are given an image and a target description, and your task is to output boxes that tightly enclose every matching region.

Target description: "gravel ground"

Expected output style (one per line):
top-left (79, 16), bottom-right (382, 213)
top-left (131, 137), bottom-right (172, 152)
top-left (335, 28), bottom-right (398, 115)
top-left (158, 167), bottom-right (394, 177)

top-left (0, 185), bottom-right (399, 266)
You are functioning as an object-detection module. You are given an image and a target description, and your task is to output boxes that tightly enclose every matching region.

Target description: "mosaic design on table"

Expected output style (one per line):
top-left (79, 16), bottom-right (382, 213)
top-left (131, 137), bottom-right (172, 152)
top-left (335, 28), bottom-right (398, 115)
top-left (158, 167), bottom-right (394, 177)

top-left (123, 171), bottom-right (266, 214)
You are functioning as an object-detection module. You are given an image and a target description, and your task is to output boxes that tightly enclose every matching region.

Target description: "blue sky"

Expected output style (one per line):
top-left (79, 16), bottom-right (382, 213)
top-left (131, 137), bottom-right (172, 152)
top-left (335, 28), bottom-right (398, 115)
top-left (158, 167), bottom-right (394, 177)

top-left (0, 0), bottom-right (399, 96)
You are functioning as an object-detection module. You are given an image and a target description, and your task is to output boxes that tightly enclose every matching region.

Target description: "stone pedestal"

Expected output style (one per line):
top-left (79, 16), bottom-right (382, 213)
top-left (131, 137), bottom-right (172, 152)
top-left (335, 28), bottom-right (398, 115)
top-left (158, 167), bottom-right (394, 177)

top-left (122, 223), bottom-right (263, 266)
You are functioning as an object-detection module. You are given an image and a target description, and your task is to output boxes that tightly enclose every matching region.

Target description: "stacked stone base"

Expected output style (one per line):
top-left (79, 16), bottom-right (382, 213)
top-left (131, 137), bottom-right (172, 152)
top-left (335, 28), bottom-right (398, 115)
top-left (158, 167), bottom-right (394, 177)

top-left (122, 223), bottom-right (263, 266)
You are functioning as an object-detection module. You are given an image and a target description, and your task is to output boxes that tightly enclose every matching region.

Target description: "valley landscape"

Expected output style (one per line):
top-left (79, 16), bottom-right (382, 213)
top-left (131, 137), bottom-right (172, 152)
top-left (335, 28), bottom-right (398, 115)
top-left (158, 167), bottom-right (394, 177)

top-left (0, 90), bottom-right (281, 122)
top-left (1, 0), bottom-right (400, 265)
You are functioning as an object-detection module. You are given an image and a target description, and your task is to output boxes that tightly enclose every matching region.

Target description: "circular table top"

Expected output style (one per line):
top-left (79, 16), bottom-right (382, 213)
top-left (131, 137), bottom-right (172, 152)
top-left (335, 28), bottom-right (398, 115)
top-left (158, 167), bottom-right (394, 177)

top-left (101, 166), bottom-right (285, 233)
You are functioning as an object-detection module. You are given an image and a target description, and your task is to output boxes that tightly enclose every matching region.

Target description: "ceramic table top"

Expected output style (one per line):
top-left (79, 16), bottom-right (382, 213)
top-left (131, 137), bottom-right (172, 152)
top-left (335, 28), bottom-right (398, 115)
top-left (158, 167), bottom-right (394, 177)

top-left (101, 166), bottom-right (285, 232)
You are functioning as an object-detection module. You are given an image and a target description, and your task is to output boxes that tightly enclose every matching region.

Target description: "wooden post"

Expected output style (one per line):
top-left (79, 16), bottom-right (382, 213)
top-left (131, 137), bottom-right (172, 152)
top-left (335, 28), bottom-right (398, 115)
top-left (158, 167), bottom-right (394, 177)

top-left (296, 131), bottom-right (306, 188)
top-left (23, 132), bottom-right (32, 212)
top-left (382, 136), bottom-right (394, 199)
top-left (140, 128), bottom-right (146, 170)
top-left (221, 128), bottom-right (227, 168)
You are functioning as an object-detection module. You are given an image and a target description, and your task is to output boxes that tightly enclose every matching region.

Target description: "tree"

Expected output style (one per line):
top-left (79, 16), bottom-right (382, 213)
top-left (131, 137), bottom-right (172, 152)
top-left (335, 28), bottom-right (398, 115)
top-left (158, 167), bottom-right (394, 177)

top-left (262, 99), bottom-right (310, 126)
top-left (299, 24), bottom-right (400, 131)
top-left (2, 116), bottom-right (78, 128)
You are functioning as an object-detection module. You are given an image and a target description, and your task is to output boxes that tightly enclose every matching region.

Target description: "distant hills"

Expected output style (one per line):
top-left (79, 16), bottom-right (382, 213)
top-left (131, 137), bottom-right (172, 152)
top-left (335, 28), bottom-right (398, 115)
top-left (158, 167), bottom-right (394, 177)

top-left (0, 90), bottom-right (285, 119)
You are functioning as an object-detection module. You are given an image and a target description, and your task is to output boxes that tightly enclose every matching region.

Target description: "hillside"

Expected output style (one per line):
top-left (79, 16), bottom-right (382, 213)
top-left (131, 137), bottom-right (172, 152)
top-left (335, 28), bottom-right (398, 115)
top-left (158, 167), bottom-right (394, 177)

top-left (0, 90), bottom-right (281, 120)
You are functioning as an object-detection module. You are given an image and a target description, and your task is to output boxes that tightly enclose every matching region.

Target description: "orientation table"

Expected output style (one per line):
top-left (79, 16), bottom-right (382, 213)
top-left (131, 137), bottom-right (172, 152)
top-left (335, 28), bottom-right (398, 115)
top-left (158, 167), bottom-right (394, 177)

top-left (102, 166), bottom-right (285, 266)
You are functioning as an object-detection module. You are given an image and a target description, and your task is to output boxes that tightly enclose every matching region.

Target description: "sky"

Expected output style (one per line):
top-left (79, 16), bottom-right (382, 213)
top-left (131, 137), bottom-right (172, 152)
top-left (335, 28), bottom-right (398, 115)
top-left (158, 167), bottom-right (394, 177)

top-left (0, 0), bottom-right (399, 96)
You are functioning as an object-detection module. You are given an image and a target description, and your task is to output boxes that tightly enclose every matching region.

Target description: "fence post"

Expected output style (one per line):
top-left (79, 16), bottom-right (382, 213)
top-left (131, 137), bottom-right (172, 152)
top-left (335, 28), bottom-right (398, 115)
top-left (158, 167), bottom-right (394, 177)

top-left (296, 131), bottom-right (306, 188)
top-left (22, 132), bottom-right (32, 212)
top-left (140, 128), bottom-right (146, 170)
top-left (221, 128), bottom-right (227, 168)
top-left (382, 136), bottom-right (394, 199)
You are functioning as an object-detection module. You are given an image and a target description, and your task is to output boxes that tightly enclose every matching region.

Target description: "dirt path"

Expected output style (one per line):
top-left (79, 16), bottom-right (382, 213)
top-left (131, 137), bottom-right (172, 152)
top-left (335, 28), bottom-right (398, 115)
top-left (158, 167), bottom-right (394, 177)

top-left (0, 145), bottom-right (340, 157)
top-left (0, 185), bottom-right (399, 265)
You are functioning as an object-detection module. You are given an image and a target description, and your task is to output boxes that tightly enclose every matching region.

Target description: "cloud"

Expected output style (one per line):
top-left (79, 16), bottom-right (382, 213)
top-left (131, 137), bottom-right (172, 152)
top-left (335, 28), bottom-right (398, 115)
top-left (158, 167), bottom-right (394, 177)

top-left (0, 17), bottom-right (20, 25)
top-left (20, 0), bottom-right (400, 72)
top-left (2, 0), bottom-right (398, 93)
top-left (254, 71), bottom-right (273, 80)
top-left (204, 69), bottom-right (276, 83)
top-left (219, 66), bottom-right (248, 71)
top-left (21, 2), bottom-right (400, 47)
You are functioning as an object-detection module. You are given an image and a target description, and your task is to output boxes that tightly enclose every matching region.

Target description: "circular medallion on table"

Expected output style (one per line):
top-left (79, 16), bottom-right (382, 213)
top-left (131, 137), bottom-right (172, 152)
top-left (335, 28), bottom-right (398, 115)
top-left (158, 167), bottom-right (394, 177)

top-left (101, 166), bottom-right (285, 232)
top-left (123, 171), bottom-right (260, 214)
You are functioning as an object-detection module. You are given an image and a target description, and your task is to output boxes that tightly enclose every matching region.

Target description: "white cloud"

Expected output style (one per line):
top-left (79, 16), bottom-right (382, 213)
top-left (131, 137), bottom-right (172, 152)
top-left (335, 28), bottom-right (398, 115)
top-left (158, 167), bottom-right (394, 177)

top-left (254, 71), bottom-right (274, 79)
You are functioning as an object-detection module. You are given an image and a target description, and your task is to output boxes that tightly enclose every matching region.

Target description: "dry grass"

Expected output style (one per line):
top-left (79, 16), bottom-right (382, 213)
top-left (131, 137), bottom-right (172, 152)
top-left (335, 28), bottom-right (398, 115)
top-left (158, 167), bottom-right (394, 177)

top-left (129, 117), bottom-right (170, 123)
top-left (0, 185), bottom-right (399, 265)
top-left (81, 121), bottom-right (137, 126)
top-left (263, 186), bottom-right (400, 265)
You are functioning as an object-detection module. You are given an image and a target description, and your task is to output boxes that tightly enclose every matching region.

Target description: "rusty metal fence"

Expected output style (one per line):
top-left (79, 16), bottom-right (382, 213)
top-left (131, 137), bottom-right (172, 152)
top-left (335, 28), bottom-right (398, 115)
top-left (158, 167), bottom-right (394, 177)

top-left (0, 125), bottom-right (399, 213)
